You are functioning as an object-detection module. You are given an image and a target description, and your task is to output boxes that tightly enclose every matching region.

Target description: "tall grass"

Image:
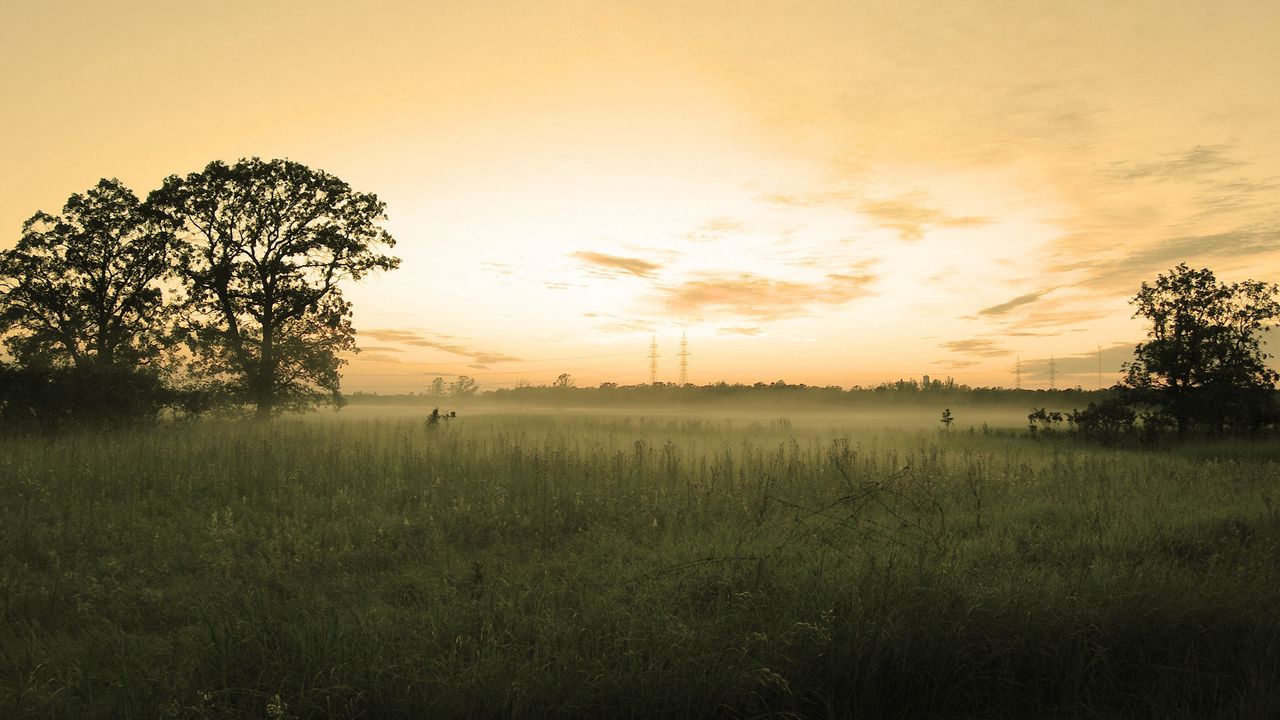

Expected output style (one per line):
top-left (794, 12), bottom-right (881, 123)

top-left (2, 413), bottom-right (1279, 718)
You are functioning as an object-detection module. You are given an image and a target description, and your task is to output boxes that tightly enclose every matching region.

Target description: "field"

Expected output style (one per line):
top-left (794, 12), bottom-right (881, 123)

top-left (3, 408), bottom-right (1280, 718)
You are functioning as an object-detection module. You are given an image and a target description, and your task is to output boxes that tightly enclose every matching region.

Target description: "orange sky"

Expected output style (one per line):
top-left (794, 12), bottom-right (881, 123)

top-left (3, 1), bottom-right (1279, 391)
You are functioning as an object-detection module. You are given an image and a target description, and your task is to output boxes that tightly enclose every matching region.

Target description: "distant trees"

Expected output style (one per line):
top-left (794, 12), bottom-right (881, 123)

top-left (0, 159), bottom-right (398, 427)
top-left (1122, 264), bottom-right (1279, 433)
top-left (450, 375), bottom-right (479, 397)
top-left (149, 158), bottom-right (399, 418)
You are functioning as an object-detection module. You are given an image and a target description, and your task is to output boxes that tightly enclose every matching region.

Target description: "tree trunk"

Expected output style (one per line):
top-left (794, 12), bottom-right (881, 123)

top-left (256, 317), bottom-right (275, 420)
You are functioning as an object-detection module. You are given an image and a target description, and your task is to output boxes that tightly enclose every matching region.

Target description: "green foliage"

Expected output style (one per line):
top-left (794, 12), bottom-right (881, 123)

top-left (3, 414), bottom-right (1280, 717)
top-left (0, 179), bottom-right (174, 368)
top-left (1067, 397), bottom-right (1138, 438)
top-left (1124, 264), bottom-right (1280, 433)
top-left (147, 158), bottom-right (400, 418)
top-left (0, 361), bottom-right (170, 430)
top-left (1026, 407), bottom-right (1064, 435)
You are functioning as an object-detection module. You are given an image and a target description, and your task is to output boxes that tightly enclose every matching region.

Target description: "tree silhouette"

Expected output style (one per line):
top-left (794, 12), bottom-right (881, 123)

top-left (450, 375), bottom-right (479, 397)
top-left (149, 158), bottom-right (399, 418)
top-left (1123, 264), bottom-right (1280, 433)
top-left (0, 178), bottom-right (173, 368)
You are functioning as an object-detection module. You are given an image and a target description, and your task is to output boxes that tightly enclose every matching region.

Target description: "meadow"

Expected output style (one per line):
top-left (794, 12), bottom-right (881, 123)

top-left (3, 408), bottom-right (1280, 718)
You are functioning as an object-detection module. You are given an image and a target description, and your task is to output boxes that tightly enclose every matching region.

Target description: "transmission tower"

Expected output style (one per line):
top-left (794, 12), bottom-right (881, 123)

top-left (677, 332), bottom-right (690, 386)
top-left (1048, 355), bottom-right (1058, 390)
top-left (648, 335), bottom-right (659, 385)
top-left (1014, 355), bottom-right (1022, 390)
top-left (1097, 345), bottom-right (1103, 390)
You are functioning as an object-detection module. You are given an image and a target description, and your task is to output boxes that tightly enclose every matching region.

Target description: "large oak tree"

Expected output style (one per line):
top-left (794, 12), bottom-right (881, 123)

top-left (0, 178), bottom-right (174, 368)
top-left (149, 158), bottom-right (399, 418)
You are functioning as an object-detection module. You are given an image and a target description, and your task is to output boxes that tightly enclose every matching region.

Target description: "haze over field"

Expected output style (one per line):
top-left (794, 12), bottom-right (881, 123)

top-left (3, 1), bottom-right (1278, 390)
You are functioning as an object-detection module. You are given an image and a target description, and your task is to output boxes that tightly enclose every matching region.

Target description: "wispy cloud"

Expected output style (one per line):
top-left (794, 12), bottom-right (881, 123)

top-left (683, 216), bottom-right (746, 242)
top-left (572, 250), bottom-right (663, 279)
top-left (977, 289), bottom-right (1053, 316)
top-left (1058, 224), bottom-right (1280, 292)
top-left (360, 329), bottom-right (521, 364)
top-left (758, 190), bottom-right (856, 208)
top-left (717, 326), bottom-right (763, 336)
top-left (1107, 144), bottom-right (1244, 183)
top-left (660, 270), bottom-right (876, 320)
top-left (940, 338), bottom-right (1011, 358)
top-left (857, 197), bottom-right (989, 242)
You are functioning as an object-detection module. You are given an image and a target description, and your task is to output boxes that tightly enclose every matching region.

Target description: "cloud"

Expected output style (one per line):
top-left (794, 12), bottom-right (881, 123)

top-left (857, 197), bottom-right (989, 242)
top-left (660, 270), bottom-right (876, 320)
top-left (717, 326), bottom-right (763, 336)
top-left (1003, 309), bottom-right (1110, 331)
top-left (758, 190), bottom-right (856, 208)
top-left (1059, 224), bottom-right (1280, 292)
top-left (571, 250), bottom-right (664, 279)
top-left (1192, 176), bottom-right (1280, 216)
top-left (1107, 144), bottom-right (1244, 183)
top-left (977, 289), bottom-right (1053, 316)
top-left (595, 319), bottom-right (655, 334)
top-left (579, 312), bottom-right (655, 335)
top-left (360, 328), bottom-right (521, 364)
top-left (759, 189), bottom-right (987, 242)
top-left (683, 216), bottom-right (746, 242)
top-left (481, 261), bottom-right (516, 276)
top-left (940, 338), bottom-right (1011, 358)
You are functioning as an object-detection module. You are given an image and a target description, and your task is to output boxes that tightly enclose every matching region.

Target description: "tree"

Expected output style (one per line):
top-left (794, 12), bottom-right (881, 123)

top-left (149, 158), bottom-right (399, 418)
top-left (553, 372), bottom-right (574, 388)
top-left (1122, 264), bottom-right (1280, 433)
top-left (0, 178), bottom-right (174, 368)
top-left (427, 376), bottom-right (447, 397)
top-left (450, 375), bottom-right (479, 397)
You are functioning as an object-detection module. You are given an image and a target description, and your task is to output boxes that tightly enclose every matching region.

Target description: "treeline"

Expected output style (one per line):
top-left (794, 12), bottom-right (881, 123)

top-left (386, 263), bottom-right (1280, 440)
top-left (0, 160), bottom-right (398, 430)
top-left (478, 378), bottom-right (1102, 408)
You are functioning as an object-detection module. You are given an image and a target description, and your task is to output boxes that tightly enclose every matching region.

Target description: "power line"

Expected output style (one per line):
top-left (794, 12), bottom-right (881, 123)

top-left (678, 332), bottom-right (690, 386)
top-left (649, 335), bottom-right (659, 385)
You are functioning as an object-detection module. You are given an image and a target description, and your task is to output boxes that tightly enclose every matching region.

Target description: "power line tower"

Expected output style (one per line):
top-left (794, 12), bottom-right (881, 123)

top-left (648, 335), bottom-right (659, 385)
top-left (677, 332), bottom-right (690, 386)
top-left (1014, 355), bottom-right (1023, 390)
top-left (1048, 355), bottom-right (1058, 390)
top-left (1097, 345), bottom-right (1103, 390)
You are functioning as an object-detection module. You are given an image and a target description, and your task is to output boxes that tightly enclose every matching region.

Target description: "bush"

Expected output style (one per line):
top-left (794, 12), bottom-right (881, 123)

top-left (0, 362), bottom-right (171, 431)
top-left (1067, 398), bottom-right (1137, 438)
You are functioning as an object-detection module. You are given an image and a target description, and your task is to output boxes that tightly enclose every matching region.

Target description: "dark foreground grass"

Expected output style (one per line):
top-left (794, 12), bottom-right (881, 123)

top-left (2, 413), bottom-right (1280, 718)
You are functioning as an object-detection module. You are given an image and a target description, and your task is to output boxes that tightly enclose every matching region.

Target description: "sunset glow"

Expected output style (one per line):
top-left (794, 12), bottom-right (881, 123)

top-left (4, 1), bottom-right (1278, 391)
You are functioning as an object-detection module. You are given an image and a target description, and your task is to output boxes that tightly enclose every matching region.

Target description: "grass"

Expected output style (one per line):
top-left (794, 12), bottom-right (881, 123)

top-left (2, 411), bottom-right (1280, 718)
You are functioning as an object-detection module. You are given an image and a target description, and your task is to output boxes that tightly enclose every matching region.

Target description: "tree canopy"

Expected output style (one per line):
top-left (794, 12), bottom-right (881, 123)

top-left (148, 158), bottom-right (400, 418)
top-left (1122, 264), bottom-right (1280, 432)
top-left (0, 178), bottom-right (173, 368)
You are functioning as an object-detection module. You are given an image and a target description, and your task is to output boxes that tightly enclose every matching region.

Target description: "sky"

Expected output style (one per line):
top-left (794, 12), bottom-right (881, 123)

top-left (3, 0), bottom-right (1279, 391)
